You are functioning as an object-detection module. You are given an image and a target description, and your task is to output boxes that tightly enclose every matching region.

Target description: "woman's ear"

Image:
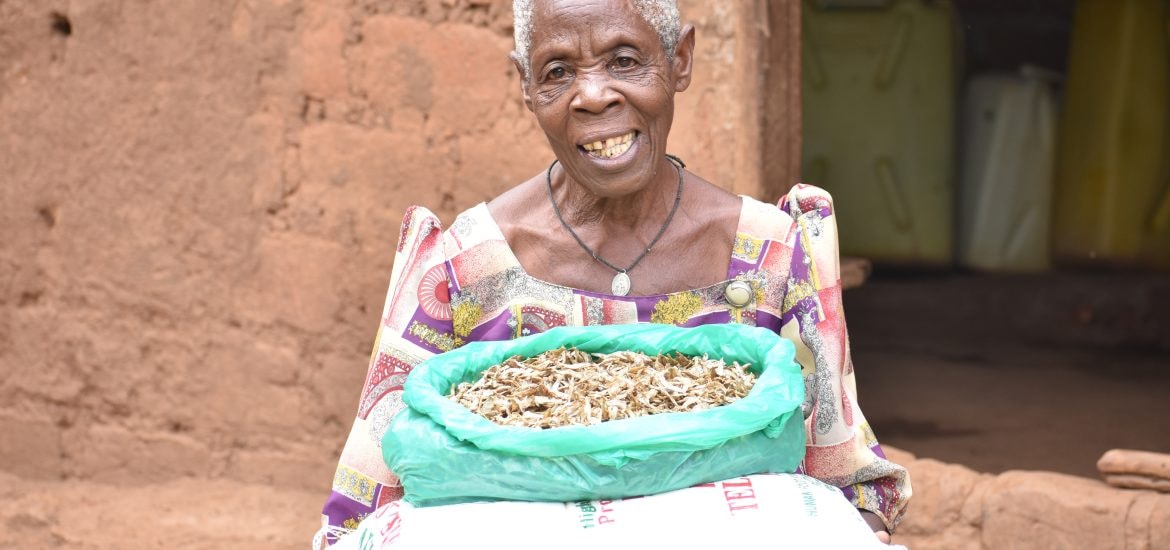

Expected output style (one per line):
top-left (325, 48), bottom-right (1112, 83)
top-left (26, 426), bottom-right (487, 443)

top-left (511, 52), bottom-right (535, 112)
top-left (672, 24), bottom-right (696, 93)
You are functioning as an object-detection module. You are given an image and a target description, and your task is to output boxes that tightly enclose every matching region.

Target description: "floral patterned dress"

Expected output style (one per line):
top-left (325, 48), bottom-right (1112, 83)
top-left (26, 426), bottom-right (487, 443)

top-left (315, 184), bottom-right (912, 546)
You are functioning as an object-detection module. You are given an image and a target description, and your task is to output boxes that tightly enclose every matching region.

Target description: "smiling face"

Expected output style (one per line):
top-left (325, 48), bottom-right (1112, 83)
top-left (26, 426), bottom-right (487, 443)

top-left (519, 0), bottom-right (694, 199)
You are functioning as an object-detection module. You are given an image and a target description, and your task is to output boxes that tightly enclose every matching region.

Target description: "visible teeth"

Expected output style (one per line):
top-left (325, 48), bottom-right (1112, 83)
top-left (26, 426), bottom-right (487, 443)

top-left (583, 131), bottom-right (635, 159)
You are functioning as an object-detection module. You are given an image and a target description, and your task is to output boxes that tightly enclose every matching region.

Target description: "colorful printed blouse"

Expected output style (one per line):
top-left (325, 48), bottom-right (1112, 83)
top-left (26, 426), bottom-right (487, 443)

top-left (316, 184), bottom-right (912, 546)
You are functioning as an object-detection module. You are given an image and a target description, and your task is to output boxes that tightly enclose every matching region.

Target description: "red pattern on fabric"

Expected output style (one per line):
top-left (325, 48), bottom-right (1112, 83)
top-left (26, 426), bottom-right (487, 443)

top-left (787, 184), bottom-right (832, 214)
top-left (384, 214), bottom-right (442, 327)
top-left (816, 286), bottom-right (844, 334)
top-left (519, 306), bottom-right (566, 334)
top-left (841, 384), bottom-right (854, 427)
top-left (397, 206), bottom-right (419, 253)
top-left (808, 408), bottom-right (818, 446)
top-left (874, 474), bottom-right (900, 498)
top-left (376, 484), bottom-right (405, 509)
top-left (447, 248), bottom-right (490, 290)
top-left (602, 299), bottom-right (616, 323)
top-left (803, 439), bottom-right (857, 478)
top-left (760, 239), bottom-right (792, 274)
top-left (357, 353), bottom-right (412, 419)
top-left (417, 264), bottom-right (453, 320)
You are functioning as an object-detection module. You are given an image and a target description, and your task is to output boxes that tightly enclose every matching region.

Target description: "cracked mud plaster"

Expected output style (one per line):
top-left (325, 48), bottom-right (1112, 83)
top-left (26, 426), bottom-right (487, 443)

top-left (0, 0), bottom-right (757, 494)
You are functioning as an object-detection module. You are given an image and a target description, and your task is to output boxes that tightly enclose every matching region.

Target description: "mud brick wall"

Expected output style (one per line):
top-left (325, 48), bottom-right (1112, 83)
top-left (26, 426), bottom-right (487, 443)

top-left (0, 0), bottom-right (775, 491)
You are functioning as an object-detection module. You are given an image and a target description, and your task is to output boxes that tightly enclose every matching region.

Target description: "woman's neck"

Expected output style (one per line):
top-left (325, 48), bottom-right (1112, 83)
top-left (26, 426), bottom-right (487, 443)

top-left (551, 157), bottom-right (680, 233)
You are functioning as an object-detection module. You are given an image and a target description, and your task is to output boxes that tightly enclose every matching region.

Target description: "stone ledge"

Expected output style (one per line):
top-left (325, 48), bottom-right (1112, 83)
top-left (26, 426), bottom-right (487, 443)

top-left (887, 447), bottom-right (1170, 550)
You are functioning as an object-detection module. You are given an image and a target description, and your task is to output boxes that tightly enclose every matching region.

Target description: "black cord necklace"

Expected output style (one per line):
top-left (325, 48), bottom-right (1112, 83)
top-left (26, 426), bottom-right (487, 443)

top-left (545, 155), bottom-right (685, 296)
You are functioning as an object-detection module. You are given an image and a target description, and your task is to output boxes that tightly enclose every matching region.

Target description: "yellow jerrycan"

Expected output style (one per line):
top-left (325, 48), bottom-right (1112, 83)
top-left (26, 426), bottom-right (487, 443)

top-left (1054, 0), bottom-right (1170, 269)
top-left (802, 0), bottom-right (959, 264)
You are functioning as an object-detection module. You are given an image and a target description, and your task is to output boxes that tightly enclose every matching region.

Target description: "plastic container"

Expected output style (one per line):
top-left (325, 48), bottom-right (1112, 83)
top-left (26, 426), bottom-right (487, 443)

top-left (958, 67), bottom-right (1059, 271)
top-left (1053, 0), bottom-right (1170, 269)
top-left (801, 0), bottom-right (959, 264)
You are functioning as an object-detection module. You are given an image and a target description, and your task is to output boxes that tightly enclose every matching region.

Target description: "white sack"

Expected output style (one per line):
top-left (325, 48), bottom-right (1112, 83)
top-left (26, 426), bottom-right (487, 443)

top-left (333, 473), bottom-right (904, 550)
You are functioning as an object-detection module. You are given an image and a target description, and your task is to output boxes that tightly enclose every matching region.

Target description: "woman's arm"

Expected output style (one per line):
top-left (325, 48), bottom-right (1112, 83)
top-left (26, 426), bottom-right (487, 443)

top-left (314, 206), bottom-right (453, 548)
top-left (778, 185), bottom-right (912, 533)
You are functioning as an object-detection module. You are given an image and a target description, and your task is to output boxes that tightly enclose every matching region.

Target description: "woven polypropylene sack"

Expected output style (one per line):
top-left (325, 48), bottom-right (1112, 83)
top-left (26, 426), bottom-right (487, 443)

top-left (332, 474), bottom-right (904, 550)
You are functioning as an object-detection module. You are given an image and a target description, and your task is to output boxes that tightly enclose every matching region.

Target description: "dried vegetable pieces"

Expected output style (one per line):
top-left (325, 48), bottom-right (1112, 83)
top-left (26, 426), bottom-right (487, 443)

top-left (449, 347), bottom-right (757, 429)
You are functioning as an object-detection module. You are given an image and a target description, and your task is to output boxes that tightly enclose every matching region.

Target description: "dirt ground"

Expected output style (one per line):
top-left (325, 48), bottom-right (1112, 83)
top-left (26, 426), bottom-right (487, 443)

top-left (0, 471), bottom-right (322, 549)
top-left (849, 270), bottom-right (1170, 478)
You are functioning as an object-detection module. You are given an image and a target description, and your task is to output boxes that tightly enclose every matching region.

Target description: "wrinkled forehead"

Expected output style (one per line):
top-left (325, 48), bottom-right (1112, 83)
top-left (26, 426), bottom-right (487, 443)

top-left (529, 0), bottom-right (661, 56)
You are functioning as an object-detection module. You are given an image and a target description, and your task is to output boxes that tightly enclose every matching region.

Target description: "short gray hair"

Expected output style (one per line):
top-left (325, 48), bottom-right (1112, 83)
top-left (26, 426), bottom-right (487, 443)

top-left (513, 0), bottom-right (681, 80)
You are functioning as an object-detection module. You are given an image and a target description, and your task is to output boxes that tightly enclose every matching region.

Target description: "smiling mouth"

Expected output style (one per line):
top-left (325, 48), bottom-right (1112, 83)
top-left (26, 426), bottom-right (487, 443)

top-left (580, 131), bottom-right (637, 159)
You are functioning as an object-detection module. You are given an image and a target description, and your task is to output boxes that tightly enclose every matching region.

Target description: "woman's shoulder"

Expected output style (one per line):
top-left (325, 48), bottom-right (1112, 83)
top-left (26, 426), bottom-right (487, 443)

top-left (734, 194), bottom-right (797, 244)
top-left (681, 171), bottom-right (745, 230)
top-left (391, 200), bottom-right (507, 262)
top-left (729, 183), bottom-right (842, 248)
top-left (484, 172), bottom-right (547, 233)
top-left (394, 204), bottom-right (446, 255)
top-left (778, 183), bottom-right (838, 219)
top-left (480, 173), bottom-right (560, 258)
top-left (399, 174), bottom-right (549, 264)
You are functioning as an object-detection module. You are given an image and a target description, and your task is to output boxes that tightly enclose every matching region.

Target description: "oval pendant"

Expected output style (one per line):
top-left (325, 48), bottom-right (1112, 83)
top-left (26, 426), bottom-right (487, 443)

top-left (611, 272), bottom-right (631, 296)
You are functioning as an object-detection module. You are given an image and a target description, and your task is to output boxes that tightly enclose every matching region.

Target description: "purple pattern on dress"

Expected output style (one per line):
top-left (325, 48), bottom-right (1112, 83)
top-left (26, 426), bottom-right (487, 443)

top-left (465, 309), bottom-right (520, 342)
top-left (727, 257), bottom-right (758, 276)
top-left (321, 490), bottom-right (371, 542)
top-left (402, 308), bottom-right (455, 353)
top-left (444, 261), bottom-right (462, 294)
top-left (680, 310), bottom-right (734, 328)
top-left (754, 310), bottom-right (784, 334)
top-left (840, 483), bottom-right (858, 503)
top-left (788, 234), bottom-right (812, 284)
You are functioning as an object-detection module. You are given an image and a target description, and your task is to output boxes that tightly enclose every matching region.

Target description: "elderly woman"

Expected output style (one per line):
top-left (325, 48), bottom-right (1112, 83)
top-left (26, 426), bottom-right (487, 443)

top-left (316, 0), bottom-right (910, 546)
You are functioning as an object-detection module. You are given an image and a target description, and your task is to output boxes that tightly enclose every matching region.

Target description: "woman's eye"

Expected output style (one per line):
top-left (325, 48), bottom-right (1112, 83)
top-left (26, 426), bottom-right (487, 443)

top-left (548, 67), bottom-right (567, 80)
top-left (615, 56), bottom-right (636, 69)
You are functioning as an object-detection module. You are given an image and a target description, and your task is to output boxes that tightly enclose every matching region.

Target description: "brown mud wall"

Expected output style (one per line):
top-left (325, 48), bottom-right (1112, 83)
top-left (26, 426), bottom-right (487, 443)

top-left (0, 0), bottom-right (776, 492)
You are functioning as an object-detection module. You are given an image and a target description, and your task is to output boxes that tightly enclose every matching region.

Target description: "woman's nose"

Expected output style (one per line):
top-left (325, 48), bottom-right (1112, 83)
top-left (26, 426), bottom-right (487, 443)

top-left (571, 73), bottom-right (621, 114)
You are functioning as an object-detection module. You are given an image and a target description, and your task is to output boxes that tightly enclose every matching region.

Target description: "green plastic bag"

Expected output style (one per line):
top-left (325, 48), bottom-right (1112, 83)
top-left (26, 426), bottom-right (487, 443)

top-left (382, 324), bottom-right (806, 507)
